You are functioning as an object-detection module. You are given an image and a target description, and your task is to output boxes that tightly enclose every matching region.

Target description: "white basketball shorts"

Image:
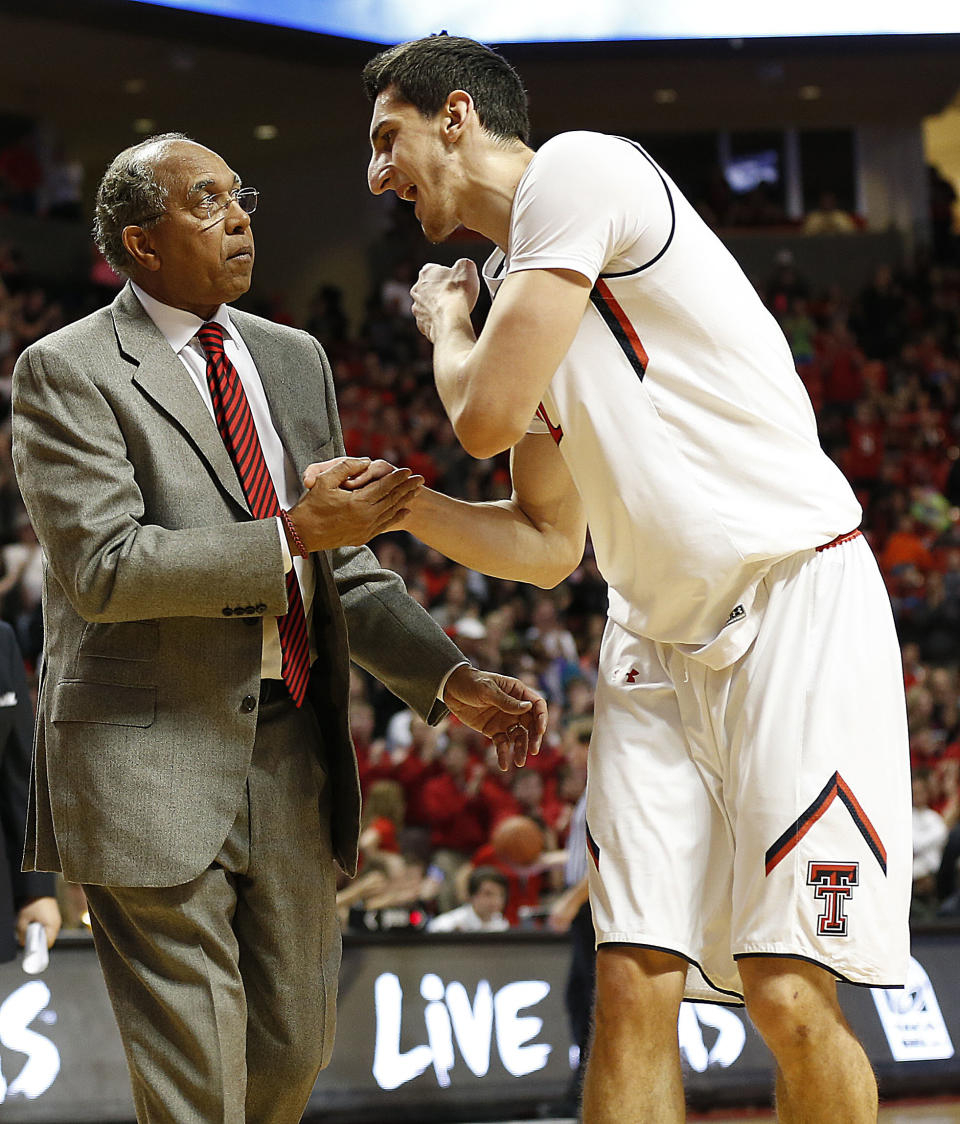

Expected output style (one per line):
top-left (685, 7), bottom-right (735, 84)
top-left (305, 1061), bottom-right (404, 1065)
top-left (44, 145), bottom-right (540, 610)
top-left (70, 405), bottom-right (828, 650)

top-left (585, 532), bottom-right (911, 1003)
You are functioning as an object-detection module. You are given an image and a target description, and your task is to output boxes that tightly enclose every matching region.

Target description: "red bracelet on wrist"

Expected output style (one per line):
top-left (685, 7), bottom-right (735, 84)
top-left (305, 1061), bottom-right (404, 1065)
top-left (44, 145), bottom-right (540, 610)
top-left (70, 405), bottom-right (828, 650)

top-left (280, 509), bottom-right (309, 560)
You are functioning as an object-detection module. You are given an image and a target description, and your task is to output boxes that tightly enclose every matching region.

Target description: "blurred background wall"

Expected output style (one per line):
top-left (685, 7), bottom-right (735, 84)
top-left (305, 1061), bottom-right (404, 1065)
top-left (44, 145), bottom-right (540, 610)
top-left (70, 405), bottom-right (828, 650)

top-left (0, 1), bottom-right (957, 325)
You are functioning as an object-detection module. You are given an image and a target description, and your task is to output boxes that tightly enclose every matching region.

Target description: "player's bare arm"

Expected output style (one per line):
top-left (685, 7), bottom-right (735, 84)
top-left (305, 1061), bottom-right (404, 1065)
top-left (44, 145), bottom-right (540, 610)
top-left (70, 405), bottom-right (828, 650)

top-left (406, 432), bottom-right (586, 587)
top-left (307, 434), bottom-right (587, 589)
top-left (410, 260), bottom-right (592, 459)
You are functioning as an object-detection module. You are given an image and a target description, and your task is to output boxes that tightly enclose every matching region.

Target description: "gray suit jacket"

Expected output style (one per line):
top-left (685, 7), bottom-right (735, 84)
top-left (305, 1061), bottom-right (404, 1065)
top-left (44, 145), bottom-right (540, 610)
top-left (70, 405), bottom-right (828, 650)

top-left (11, 283), bottom-right (463, 887)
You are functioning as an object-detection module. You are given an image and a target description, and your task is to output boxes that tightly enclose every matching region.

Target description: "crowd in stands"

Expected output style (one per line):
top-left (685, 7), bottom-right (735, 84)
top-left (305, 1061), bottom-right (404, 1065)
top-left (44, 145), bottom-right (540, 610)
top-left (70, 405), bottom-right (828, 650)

top-left (0, 118), bottom-right (84, 221)
top-left (1, 170), bottom-right (959, 934)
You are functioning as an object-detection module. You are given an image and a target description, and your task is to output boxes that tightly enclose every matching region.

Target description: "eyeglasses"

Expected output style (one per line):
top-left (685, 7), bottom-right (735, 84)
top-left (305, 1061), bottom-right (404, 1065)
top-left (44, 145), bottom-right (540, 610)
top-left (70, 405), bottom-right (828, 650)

top-left (139, 187), bottom-right (260, 226)
top-left (196, 187), bottom-right (259, 221)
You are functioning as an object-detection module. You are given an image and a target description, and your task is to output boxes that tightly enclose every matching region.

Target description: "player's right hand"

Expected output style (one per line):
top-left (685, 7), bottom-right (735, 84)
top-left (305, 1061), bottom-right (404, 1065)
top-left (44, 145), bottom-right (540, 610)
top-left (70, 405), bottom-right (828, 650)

top-left (410, 258), bottom-right (480, 343)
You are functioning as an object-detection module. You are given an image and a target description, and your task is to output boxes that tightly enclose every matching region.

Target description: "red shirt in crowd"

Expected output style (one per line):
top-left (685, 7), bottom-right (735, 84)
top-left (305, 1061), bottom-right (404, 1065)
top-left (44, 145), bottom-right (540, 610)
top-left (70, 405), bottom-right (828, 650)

top-left (420, 772), bottom-right (490, 853)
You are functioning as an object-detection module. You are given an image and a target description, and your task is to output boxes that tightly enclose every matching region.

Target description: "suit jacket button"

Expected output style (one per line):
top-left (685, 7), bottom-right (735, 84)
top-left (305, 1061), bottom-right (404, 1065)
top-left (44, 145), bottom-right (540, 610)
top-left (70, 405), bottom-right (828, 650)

top-left (244, 605), bottom-right (255, 615)
top-left (222, 607), bottom-right (234, 616)
top-left (256, 603), bottom-right (267, 614)
top-left (240, 695), bottom-right (257, 713)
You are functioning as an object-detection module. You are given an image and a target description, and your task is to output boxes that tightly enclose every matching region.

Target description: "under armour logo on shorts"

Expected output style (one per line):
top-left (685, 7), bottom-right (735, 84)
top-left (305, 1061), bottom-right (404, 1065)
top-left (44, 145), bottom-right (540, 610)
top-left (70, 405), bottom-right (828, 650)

top-left (722, 604), bottom-right (746, 628)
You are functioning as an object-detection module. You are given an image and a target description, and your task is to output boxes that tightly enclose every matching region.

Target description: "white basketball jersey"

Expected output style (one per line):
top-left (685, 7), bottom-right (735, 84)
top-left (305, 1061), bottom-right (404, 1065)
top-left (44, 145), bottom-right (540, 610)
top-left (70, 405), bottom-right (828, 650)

top-left (483, 132), bottom-right (861, 666)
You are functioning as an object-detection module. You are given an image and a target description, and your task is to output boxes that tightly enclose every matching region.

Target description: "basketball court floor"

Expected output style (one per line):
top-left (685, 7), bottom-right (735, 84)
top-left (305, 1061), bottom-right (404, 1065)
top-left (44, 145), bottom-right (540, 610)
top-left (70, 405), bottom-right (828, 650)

top-left (478, 1102), bottom-right (960, 1123)
top-left (691, 1104), bottom-right (960, 1123)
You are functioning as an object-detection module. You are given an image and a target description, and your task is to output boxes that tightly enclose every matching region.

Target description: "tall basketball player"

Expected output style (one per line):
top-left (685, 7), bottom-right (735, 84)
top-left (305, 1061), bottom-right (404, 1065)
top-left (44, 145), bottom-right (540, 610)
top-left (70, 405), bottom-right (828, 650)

top-left (349, 33), bottom-right (910, 1124)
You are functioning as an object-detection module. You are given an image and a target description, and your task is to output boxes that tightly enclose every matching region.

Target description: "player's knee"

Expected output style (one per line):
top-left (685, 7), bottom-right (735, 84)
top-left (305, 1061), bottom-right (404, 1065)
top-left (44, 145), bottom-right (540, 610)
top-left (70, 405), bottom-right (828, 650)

top-left (744, 989), bottom-right (809, 1056)
top-left (740, 960), bottom-right (840, 1058)
top-left (594, 945), bottom-right (685, 1029)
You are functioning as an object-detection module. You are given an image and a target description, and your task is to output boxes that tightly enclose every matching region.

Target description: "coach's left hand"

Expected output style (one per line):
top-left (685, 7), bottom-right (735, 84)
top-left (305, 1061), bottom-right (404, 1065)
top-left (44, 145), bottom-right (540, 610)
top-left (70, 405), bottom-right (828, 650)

top-left (442, 665), bottom-right (547, 770)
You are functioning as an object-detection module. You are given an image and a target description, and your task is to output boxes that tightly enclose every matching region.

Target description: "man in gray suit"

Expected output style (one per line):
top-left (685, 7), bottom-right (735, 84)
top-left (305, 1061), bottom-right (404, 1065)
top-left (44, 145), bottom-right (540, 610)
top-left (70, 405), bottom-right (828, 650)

top-left (11, 133), bottom-right (545, 1123)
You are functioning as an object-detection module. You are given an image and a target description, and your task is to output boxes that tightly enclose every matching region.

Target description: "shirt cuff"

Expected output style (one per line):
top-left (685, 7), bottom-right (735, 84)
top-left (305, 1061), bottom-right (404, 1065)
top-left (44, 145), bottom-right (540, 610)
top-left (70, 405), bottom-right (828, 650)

top-left (276, 516), bottom-right (293, 574)
top-left (436, 660), bottom-right (470, 703)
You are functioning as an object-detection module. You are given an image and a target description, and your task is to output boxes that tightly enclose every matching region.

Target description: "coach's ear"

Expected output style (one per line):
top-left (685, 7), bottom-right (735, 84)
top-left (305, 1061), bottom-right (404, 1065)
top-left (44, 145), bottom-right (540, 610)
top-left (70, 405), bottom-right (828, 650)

top-left (443, 90), bottom-right (474, 144)
top-left (122, 225), bottom-right (161, 273)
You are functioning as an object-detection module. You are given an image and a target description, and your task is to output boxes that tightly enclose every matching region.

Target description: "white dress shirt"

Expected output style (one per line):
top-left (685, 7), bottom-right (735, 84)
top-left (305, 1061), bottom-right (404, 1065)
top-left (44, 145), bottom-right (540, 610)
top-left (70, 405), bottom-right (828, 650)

top-left (132, 284), bottom-right (314, 679)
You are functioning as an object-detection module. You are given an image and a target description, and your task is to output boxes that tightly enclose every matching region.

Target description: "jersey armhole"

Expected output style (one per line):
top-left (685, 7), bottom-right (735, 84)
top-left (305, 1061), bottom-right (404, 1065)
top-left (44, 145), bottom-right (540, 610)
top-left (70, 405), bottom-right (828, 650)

top-left (600, 139), bottom-right (676, 279)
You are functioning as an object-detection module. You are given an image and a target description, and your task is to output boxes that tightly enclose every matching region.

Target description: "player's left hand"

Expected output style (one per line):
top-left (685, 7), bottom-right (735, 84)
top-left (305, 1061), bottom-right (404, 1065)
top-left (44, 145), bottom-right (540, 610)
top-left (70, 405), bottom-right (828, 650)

top-left (410, 259), bottom-right (480, 343)
top-left (442, 665), bottom-right (547, 770)
top-left (303, 458), bottom-right (397, 491)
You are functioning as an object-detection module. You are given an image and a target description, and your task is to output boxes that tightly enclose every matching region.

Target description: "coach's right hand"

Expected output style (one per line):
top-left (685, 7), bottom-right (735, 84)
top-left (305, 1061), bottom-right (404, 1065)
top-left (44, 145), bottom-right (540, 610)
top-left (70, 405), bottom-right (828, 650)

top-left (287, 456), bottom-right (422, 551)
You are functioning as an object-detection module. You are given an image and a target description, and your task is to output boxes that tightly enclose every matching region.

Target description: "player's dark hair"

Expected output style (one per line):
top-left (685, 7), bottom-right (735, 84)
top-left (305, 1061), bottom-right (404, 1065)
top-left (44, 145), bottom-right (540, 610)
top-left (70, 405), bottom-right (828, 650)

top-left (468, 865), bottom-right (509, 897)
top-left (362, 34), bottom-right (530, 145)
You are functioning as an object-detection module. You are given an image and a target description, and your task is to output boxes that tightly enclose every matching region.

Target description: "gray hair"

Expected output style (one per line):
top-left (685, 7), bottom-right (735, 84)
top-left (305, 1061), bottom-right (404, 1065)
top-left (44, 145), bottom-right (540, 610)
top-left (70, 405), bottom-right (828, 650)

top-left (93, 132), bottom-right (192, 276)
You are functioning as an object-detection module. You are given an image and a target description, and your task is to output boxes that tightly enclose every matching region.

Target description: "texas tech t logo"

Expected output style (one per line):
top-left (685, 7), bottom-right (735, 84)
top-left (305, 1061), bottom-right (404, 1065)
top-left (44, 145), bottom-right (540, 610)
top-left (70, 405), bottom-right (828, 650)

top-left (807, 862), bottom-right (859, 936)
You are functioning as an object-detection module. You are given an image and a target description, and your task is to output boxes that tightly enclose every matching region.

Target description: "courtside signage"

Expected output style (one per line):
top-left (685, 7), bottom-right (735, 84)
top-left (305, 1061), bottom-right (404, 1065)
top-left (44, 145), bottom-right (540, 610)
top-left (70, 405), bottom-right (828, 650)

top-left (3, 934), bottom-right (960, 1117)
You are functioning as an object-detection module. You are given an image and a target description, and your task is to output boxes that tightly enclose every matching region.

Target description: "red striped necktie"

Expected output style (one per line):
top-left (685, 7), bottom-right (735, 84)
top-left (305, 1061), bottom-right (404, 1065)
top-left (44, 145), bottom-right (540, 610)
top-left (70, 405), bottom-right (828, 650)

top-left (197, 321), bottom-right (310, 706)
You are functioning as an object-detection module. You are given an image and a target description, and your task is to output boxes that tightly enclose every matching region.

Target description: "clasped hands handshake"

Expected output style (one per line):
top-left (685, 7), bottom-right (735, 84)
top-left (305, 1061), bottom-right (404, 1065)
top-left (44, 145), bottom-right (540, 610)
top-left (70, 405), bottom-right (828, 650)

top-left (286, 455), bottom-right (418, 554)
top-left (287, 456), bottom-right (547, 769)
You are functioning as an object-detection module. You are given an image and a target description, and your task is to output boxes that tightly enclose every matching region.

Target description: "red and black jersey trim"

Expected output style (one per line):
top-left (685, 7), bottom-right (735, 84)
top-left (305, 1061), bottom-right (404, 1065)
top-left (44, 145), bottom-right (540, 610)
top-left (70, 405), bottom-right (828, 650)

top-left (535, 402), bottom-right (563, 445)
top-left (590, 278), bottom-right (649, 380)
top-left (764, 771), bottom-right (887, 877)
top-left (586, 820), bottom-right (601, 869)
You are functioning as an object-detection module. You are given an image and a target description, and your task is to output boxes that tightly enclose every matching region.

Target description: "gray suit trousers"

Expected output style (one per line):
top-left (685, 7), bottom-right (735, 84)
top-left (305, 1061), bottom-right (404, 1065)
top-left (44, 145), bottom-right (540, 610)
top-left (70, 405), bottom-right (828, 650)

top-left (84, 694), bottom-right (339, 1124)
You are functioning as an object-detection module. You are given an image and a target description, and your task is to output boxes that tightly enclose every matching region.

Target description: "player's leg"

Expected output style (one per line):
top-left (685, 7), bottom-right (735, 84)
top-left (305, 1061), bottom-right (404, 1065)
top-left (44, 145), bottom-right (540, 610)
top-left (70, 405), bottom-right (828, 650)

top-left (582, 621), bottom-right (739, 1123)
top-left (739, 956), bottom-right (877, 1123)
top-left (714, 535), bottom-right (909, 1121)
top-left (582, 945), bottom-right (687, 1123)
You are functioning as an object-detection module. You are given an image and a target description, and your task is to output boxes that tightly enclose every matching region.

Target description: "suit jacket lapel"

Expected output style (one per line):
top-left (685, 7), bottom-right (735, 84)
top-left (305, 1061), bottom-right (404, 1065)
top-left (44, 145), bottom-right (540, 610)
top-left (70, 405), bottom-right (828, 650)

top-left (112, 285), bottom-right (249, 513)
top-left (112, 288), bottom-right (339, 619)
